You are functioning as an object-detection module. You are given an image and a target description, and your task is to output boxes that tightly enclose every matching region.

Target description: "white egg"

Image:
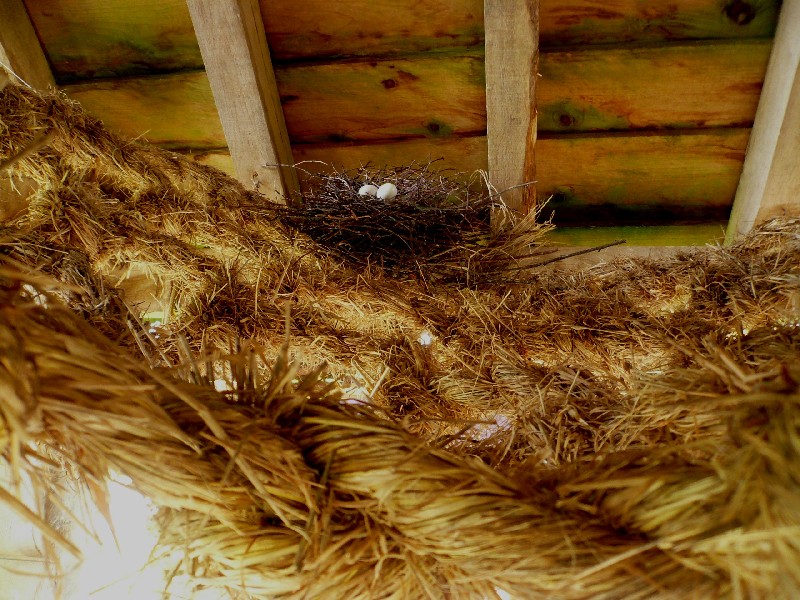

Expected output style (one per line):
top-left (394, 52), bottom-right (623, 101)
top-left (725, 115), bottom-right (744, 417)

top-left (358, 184), bottom-right (378, 197)
top-left (377, 182), bottom-right (398, 200)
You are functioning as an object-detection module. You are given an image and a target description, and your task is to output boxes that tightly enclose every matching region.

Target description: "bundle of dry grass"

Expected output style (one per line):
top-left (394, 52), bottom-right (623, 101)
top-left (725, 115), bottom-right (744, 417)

top-left (1, 258), bottom-right (798, 599)
top-left (2, 77), bottom-right (800, 456)
top-left (2, 75), bottom-right (800, 597)
top-left (0, 268), bottom-right (800, 598)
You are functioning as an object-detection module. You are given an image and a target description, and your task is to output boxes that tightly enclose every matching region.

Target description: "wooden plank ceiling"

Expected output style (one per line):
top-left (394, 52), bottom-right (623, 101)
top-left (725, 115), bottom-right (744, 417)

top-left (14, 0), bottom-right (787, 245)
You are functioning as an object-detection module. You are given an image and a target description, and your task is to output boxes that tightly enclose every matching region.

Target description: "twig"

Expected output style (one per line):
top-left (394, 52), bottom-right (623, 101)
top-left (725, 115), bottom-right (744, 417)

top-left (484, 240), bottom-right (627, 284)
top-left (498, 239), bottom-right (627, 272)
top-left (531, 239), bottom-right (627, 267)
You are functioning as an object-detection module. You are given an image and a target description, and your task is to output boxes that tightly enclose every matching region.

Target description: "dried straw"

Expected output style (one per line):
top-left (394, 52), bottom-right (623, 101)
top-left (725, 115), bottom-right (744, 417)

top-left (2, 260), bottom-right (799, 598)
top-left (1, 76), bottom-right (800, 598)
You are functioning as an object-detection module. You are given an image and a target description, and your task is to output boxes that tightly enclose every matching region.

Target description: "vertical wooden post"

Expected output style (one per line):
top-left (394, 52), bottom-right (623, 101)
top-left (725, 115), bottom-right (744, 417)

top-left (725, 0), bottom-right (800, 243)
top-left (0, 0), bottom-right (55, 90)
top-left (484, 0), bottom-right (539, 214)
top-left (0, 0), bottom-right (55, 220)
top-left (187, 0), bottom-right (299, 202)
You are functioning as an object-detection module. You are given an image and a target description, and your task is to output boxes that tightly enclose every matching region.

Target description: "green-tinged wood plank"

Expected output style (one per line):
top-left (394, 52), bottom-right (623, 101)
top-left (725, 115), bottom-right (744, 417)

top-left (61, 71), bottom-right (750, 225)
top-left (546, 224), bottom-right (726, 246)
top-left (260, 0), bottom-right (484, 62)
top-left (260, 0), bottom-right (779, 61)
top-left (59, 59), bottom-right (486, 150)
top-left (540, 0), bottom-right (779, 47)
top-left (537, 129), bottom-right (751, 219)
top-left (23, 0), bottom-right (202, 82)
top-left (63, 71), bottom-right (225, 149)
top-left (539, 40), bottom-right (771, 132)
top-left (25, 0), bottom-right (778, 82)
top-left (275, 52), bottom-right (486, 144)
top-left (60, 41), bottom-right (764, 153)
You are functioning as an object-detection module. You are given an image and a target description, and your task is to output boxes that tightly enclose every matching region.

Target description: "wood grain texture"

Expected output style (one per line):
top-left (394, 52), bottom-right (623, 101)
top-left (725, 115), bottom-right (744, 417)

top-left (63, 71), bottom-right (225, 149)
top-left (0, 0), bottom-right (55, 90)
top-left (726, 0), bottom-right (800, 242)
top-left (539, 40), bottom-right (771, 132)
top-left (537, 129), bottom-right (751, 219)
top-left (60, 40), bottom-right (764, 150)
top-left (23, 0), bottom-right (201, 82)
top-left (484, 0), bottom-right (538, 212)
top-left (540, 0), bottom-right (780, 47)
top-left (187, 0), bottom-right (299, 201)
top-left (260, 0), bottom-right (484, 61)
top-left (260, 0), bottom-right (778, 61)
top-left (22, 0), bottom-right (779, 81)
top-left (534, 245), bottom-right (694, 269)
top-left (291, 136), bottom-right (489, 180)
top-left (275, 52), bottom-right (486, 144)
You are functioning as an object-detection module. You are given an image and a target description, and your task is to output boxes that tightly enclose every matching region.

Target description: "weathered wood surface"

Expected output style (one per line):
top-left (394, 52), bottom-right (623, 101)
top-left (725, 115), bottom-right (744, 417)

top-left (291, 136), bottom-right (489, 178)
top-left (260, 0), bottom-right (485, 61)
top-left (187, 0), bottom-right (299, 201)
top-left (63, 71), bottom-right (225, 149)
top-left (484, 0), bottom-right (538, 212)
top-left (23, 0), bottom-right (202, 82)
top-left (0, 0), bottom-right (55, 89)
top-left (726, 0), bottom-right (800, 242)
top-left (60, 39), bottom-right (766, 148)
top-left (538, 40), bottom-right (770, 132)
top-left (539, 0), bottom-right (779, 47)
top-left (276, 52), bottom-right (486, 144)
top-left (537, 129), bottom-right (751, 220)
top-left (24, 0), bottom-right (779, 81)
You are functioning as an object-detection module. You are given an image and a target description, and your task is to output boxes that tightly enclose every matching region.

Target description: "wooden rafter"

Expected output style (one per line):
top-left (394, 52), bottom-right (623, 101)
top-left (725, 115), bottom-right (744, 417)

top-left (0, 0), bottom-right (54, 90)
top-left (484, 0), bottom-right (538, 213)
top-left (0, 0), bottom-right (55, 220)
top-left (186, 0), bottom-right (299, 202)
top-left (725, 0), bottom-right (800, 243)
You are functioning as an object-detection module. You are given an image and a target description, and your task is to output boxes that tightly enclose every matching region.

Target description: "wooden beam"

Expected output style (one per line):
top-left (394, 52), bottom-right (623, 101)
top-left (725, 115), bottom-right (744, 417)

top-left (0, 0), bottom-right (55, 90)
top-left (484, 0), bottom-right (538, 213)
top-left (61, 41), bottom-right (768, 148)
top-left (726, 0), bottom-right (800, 243)
top-left (186, 0), bottom-right (299, 202)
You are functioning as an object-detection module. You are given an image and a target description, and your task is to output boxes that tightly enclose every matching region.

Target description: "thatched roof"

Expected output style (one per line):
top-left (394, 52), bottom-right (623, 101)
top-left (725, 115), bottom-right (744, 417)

top-left (1, 78), bottom-right (800, 599)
